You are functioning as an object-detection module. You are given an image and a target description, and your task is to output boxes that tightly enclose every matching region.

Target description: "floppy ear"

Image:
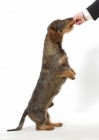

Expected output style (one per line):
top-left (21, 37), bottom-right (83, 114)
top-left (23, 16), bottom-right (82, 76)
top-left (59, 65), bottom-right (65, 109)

top-left (48, 29), bottom-right (62, 43)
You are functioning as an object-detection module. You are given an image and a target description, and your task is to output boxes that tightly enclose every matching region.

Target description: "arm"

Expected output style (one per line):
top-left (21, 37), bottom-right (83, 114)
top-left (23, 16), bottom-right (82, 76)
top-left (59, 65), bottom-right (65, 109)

top-left (87, 0), bottom-right (99, 20)
top-left (73, 0), bottom-right (99, 25)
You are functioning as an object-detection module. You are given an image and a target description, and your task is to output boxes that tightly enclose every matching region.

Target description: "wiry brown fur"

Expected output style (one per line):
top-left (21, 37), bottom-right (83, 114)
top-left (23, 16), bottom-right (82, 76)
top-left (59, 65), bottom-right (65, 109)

top-left (7, 18), bottom-right (76, 131)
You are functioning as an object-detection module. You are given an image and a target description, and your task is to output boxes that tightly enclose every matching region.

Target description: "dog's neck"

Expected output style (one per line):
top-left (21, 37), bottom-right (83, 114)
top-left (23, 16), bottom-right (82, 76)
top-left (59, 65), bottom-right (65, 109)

top-left (56, 42), bottom-right (65, 54)
top-left (43, 34), bottom-right (65, 57)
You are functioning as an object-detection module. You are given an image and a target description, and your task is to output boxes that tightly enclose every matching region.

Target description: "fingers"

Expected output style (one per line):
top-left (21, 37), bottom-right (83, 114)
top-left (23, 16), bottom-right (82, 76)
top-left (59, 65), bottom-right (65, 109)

top-left (73, 12), bottom-right (86, 25)
top-left (74, 19), bottom-right (86, 25)
top-left (74, 20), bottom-right (82, 25)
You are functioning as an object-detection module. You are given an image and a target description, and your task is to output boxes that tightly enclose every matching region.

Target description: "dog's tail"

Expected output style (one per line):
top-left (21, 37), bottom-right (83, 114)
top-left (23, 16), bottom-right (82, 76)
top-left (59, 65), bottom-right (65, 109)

top-left (7, 108), bottom-right (28, 131)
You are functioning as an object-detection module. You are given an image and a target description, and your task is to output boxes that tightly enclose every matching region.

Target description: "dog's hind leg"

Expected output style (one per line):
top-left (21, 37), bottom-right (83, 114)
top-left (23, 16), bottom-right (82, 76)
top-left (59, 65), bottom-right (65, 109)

top-left (45, 112), bottom-right (63, 127)
top-left (36, 117), bottom-right (54, 130)
top-left (30, 111), bottom-right (54, 130)
top-left (7, 108), bottom-right (28, 131)
top-left (36, 124), bottom-right (54, 130)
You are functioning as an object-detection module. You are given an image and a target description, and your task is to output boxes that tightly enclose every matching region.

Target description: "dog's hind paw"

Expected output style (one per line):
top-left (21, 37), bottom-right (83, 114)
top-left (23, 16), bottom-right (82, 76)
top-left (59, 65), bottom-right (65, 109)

top-left (36, 125), bottom-right (54, 131)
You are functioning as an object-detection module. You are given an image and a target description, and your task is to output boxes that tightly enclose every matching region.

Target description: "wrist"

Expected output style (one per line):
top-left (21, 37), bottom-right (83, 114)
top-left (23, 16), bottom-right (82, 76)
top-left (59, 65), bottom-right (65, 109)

top-left (82, 12), bottom-right (87, 21)
top-left (82, 9), bottom-right (93, 20)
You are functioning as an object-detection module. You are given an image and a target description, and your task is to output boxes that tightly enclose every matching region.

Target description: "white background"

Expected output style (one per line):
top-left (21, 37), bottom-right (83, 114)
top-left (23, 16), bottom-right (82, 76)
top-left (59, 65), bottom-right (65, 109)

top-left (0, 0), bottom-right (99, 139)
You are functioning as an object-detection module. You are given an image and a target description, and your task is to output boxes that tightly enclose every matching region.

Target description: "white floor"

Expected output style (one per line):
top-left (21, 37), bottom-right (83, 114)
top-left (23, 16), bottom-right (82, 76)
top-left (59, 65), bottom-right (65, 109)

top-left (1, 123), bottom-right (99, 140)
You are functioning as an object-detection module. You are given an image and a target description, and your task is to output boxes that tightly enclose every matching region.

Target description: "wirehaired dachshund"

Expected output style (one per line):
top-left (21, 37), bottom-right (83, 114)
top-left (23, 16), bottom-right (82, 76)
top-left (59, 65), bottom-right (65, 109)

top-left (7, 18), bottom-right (76, 131)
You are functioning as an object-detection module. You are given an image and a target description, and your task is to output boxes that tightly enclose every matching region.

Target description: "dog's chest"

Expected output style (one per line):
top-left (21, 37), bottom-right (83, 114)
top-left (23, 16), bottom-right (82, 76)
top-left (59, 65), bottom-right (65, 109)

top-left (58, 54), bottom-right (68, 66)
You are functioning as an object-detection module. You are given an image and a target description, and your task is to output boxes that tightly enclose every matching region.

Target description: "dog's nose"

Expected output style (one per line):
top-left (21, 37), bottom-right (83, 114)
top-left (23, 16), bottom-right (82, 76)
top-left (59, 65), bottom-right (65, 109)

top-left (64, 17), bottom-right (73, 21)
top-left (64, 17), bottom-right (74, 23)
top-left (68, 17), bottom-right (73, 20)
top-left (68, 18), bottom-right (74, 24)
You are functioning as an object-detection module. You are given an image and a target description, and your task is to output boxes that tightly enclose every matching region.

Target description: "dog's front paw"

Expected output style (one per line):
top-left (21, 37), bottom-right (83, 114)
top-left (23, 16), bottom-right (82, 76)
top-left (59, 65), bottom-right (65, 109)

top-left (60, 69), bottom-right (75, 80)
top-left (70, 67), bottom-right (76, 75)
top-left (69, 72), bottom-right (75, 80)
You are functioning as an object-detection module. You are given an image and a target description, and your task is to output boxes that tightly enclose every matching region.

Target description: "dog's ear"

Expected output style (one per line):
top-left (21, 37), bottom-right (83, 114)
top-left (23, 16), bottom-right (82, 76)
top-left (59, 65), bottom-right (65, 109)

top-left (48, 29), bottom-right (62, 43)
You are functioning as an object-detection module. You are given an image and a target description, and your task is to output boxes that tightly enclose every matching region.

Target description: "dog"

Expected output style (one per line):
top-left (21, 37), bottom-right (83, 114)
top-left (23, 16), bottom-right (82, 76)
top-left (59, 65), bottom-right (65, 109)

top-left (7, 18), bottom-right (76, 131)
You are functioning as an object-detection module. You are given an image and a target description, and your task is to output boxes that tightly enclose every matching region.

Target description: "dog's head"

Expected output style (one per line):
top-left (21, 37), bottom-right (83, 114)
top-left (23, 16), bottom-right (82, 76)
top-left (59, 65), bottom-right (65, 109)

top-left (47, 18), bottom-right (74, 43)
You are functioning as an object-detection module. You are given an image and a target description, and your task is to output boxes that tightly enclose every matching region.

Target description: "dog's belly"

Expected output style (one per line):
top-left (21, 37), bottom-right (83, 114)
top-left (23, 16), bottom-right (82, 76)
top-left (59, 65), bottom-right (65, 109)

top-left (28, 72), bottom-right (66, 111)
top-left (46, 76), bottom-right (66, 95)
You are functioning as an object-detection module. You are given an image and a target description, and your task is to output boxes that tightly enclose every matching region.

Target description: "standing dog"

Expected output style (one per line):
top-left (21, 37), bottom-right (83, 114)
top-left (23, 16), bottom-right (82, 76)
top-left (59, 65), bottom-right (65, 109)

top-left (7, 18), bottom-right (76, 131)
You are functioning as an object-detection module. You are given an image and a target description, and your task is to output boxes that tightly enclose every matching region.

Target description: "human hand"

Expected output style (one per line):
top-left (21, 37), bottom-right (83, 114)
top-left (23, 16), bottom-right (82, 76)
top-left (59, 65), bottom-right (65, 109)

top-left (73, 12), bottom-right (86, 25)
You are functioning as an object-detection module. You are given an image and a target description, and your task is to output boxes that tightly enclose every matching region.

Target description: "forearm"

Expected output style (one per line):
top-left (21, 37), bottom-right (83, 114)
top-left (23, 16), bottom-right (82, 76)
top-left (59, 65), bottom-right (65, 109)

top-left (83, 9), bottom-right (93, 21)
top-left (86, 0), bottom-right (99, 20)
